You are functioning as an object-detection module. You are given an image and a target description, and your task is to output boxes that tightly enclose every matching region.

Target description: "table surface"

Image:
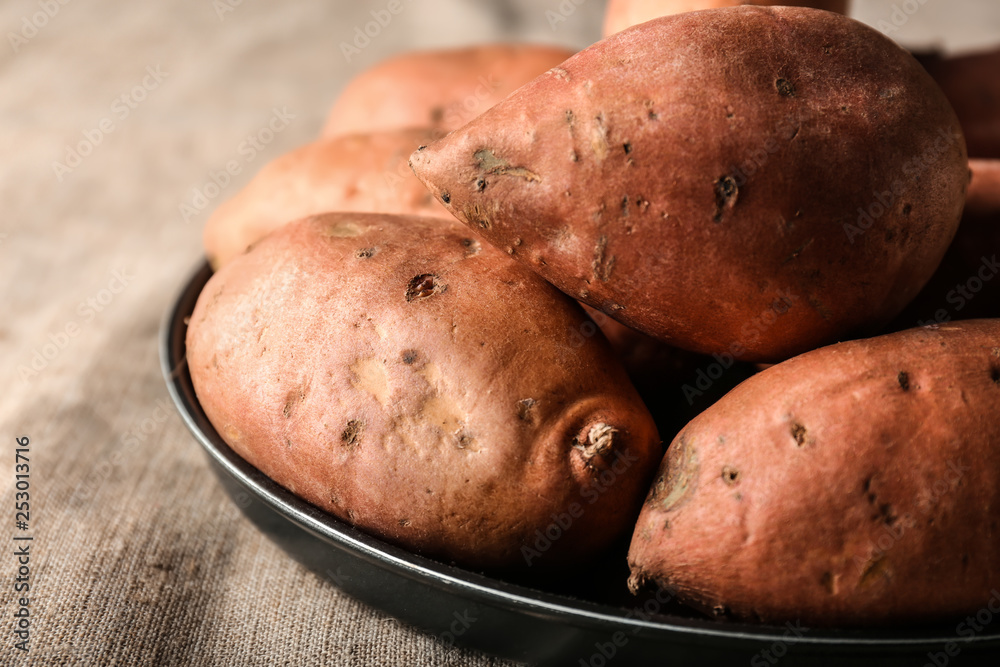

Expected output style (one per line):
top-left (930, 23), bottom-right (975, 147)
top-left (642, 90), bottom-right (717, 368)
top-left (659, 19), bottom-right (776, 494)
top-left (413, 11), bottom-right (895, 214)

top-left (0, 1), bottom-right (996, 665)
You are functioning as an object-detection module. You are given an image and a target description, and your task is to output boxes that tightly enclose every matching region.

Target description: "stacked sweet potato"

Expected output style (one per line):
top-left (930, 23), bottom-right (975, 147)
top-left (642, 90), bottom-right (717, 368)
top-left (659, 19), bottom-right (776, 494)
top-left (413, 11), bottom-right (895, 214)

top-left (187, 1), bottom-right (1000, 627)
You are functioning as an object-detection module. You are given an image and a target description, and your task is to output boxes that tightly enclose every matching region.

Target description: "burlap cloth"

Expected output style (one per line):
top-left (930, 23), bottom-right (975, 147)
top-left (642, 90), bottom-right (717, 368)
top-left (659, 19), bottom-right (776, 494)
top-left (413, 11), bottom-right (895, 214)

top-left (0, 1), bottom-right (995, 665)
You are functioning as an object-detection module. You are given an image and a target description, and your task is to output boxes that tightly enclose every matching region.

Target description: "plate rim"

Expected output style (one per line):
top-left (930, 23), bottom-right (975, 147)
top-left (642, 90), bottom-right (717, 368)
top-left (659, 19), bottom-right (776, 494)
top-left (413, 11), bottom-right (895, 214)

top-left (160, 259), bottom-right (1000, 652)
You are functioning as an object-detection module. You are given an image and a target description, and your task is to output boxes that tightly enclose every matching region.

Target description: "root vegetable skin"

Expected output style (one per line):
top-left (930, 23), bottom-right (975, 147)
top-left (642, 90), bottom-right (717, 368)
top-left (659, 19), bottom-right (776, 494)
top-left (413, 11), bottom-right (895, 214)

top-left (602, 0), bottom-right (849, 36)
top-left (203, 129), bottom-right (449, 269)
top-left (188, 213), bottom-right (660, 569)
top-left (409, 7), bottom-right (968, 362)
top-left (627, 320), bottom-right (1000, 626)
top-left (322, 44), bottom-right (575, 138)
top-left (889, 159), bottom-right (1000, 329)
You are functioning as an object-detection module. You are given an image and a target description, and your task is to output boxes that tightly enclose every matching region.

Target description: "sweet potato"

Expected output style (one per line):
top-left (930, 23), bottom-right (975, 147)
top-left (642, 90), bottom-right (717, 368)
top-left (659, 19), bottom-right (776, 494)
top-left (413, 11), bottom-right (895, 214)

top-left (322, 44), bottom-right (574, 138)
top-left (627, 320), bottom-right (1000, 626)
top-left (918, 49), bottom-right (1000, 159)
top-left (203, 129), bottom-right (448, 268)
top-left (889, 159), bottom-right (1000, 329)
top-left (187, 213), bottom-right (661, 568)
top-left (602, 0), bottom-right (848, 36)
top-left (410, 7), bottom-right (968, 362)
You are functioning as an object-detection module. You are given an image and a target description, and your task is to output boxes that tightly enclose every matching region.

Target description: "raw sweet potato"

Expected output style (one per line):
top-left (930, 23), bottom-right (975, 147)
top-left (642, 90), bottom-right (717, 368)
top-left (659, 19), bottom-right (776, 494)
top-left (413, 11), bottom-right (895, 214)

top-left (889, 159), bottom-right (1000, 329)
top-left (602, 0), bottom-right (848, 36)
top-left (627, 320), bottom-right (1000, 626)
top-left (918, 49), bottom-right (1000, 159)
top-left (187, 212), bottom-right (661, 568)
top-left (410, 7), bottom-right (968, 362)
top-left (322, 44), bottom-right (574, 138)
top-left (203, 129), bottom-right (448, 268)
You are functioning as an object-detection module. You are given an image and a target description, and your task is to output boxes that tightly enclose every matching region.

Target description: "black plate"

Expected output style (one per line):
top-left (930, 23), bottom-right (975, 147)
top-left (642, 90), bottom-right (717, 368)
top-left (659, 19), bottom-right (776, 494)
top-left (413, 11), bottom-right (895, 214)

top-left (161, 261), bottom-right (1000, 667)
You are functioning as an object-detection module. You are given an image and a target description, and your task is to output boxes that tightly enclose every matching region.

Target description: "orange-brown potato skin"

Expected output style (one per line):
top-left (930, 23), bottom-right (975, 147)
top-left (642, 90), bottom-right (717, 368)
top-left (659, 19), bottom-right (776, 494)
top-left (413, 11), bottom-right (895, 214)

top-left (410, 7), bottom-right (968, 362)
top-left (602, 0), bottom-right (848, 36)
top-left (322, 44), bottom-right (574, 138)
top-left (203, 129), bottom-right (449, 269)
top-left (188, 213), bottom-right (660, 569)
top-left (628, 320), bottom-right (1000, 626)
top-left (889, 159), bottom-right (1000, 329)
top-left (919, 49), bottom-right (1000, 159)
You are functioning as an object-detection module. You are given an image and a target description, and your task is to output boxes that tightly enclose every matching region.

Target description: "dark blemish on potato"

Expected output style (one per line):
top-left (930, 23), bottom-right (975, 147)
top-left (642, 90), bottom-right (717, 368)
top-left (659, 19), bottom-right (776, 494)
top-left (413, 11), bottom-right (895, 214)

top-left (821, 572), bottom-right (838, 595)
top-left (859, 556), bottom-right (889, 588)
top-left (790, 422), bottom-right (808, 447)
top-left (898, 371), bottom-right (910, 391)
top-left (623, 142), bottom-right (632, 155)
top-left (347, 509), bottom-right (357, 522)
top-left (991, 367), bottom-right (1000, 385)
top-left (473, 148), bottom-right (541, 182)
top-left (808, 296), bottom-right (833, 321)
top-left (517, 398), bottom-right (537, 422)
top-left (441, 192), bottom-right (451, 204)
top-left (356, 247), bottom-right (376, 259)
top-left (417, 145), bottom-right (427, 151)
top-left (570, 151), bottom-right (579, 162)
top-left (429, 106), bottom-right (444, 124)
top-left (461, 237), bottom-right (481, 256)
top-left (282, 387), bottom-right (306, 419)
top-left (405, 274), bottom-right (446, 302)
top-left (475, 178), bottom-right (487, 192)
top-left (398, 518), bottom-right (411, 527)
top-left (401, 349), bottom-right (418, 365)
top-left (651, 435), bottom-right (699, 512)
top-left (284, 438), bottom-right (293, 448)
top-left (863, 476), bottom-right (873, 494)
top-left (457, 431), bottom-right (474, 450)
top-left (713, 176), bottom-right (739, 223)
top-left (788, 125), bottom-right (801, 141)
top-left (822, 45), bottom-right (833, 55)
top-left (464, 201), bottom-right (495, 229)
top-left (722, 466), bottom-right (740, 486)
top-left (565, 109), bottom-right (575, 125)
top-left (711, 606), bottom-right (729, 618)
top-left (341, 419), bottom-right (364, 448)
top-left (879, 503), bottom-right (897, 526)
top-left (592, 235), bottom-right (616, 283)
top-left (775, 78), bottom-right (796, 98)
top-left (783, 238), bottom-right (813, 264)
top-left (621, 195), bottom-right (629, 218)
top-left (903, 203), bottom-right (912, 216)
